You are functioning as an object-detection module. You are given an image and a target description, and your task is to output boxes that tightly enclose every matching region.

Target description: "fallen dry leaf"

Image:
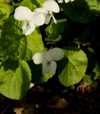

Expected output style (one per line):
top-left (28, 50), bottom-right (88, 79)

top-left (49, 95), bottom-right (68, 108)
top-left (52, 98), bottom-right (68, 108)
top-left (14, 107), bottom-right (24, 114)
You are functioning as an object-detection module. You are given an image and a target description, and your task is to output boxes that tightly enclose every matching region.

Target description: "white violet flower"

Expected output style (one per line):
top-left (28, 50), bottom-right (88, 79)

top-left (34, 0), bottom-right (60, 24)
top-left (58, 0), bottom-right (63, 3)
top-left (14, 6), bottom-right (45, 35)
top-left (58, 0), bottom-right (74, 3)
top-left (32, 47), bottom-right (64, 75)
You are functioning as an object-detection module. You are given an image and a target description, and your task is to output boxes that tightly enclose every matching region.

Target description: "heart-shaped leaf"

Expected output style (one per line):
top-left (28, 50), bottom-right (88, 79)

top-left (58, 46), bottom-right (88, 87)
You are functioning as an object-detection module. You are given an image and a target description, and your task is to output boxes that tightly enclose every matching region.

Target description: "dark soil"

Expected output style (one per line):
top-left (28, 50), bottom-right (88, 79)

top-left (0, 76), bottom-right (100, 114)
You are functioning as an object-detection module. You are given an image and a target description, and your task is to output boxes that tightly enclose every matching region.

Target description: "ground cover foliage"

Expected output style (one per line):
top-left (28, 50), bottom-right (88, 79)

top-left (1, 0), bottom-right (100, 113)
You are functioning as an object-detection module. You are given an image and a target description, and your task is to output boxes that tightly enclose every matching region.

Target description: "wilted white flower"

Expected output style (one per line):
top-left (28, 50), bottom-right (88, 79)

top-left (14, 6), bottom-right (45, 35)
top-left (32, 48), bottom-right (64, 75)
top-left (34, 0), bottom-right (60, 24)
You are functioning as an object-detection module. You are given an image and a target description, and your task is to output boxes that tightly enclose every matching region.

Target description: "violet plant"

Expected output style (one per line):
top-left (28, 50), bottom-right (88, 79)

top-left (0, 0), bottom-right (100, 99)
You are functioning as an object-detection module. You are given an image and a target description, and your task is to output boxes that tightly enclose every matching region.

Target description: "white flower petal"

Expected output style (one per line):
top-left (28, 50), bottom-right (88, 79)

top-left (46, 47), bottom-right (64, 61)
top-left (35, 8), bottom-right (52, 24)
top-left (51, 14), bottom-right (57, 24)
top-left (32, 13), bottom-right (45, 26)
top-left (22, 21), bottom-right (30, 34)
top-left (43, 0), bottom-right (60, 13)
top-left (42, 60), bottom-right (57, 75)
top-left (45, 14), bottom-right (51, 24)
top-left (32, 52), bottom-right (46, 64)
top-left (58, 0), bottom-right (63, 3)
top-left (34, 8), bottom-right (48, 14)
top-left (65, 0), bottom-right (69, 3)
top-left (22, 21), bottom-right (35, 35)
top-left (14, 6), bottom-right (33, 21)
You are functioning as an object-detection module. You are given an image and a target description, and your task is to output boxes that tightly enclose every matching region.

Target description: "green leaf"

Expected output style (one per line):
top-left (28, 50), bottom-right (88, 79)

top-left (0, 59), bottom-right (31, 99)
top-left (0, 0), bottom-right (10, 3)
top-left (28, 60), bottom-right (53, 84)
top-left (9, 5), bottom-right (14, 14)
top-left (62, 0), bottom-right (100, 23)
top-left (24, 49), bottom-right (32, 61)
top-left (26, 28), bottom-right (44, 55)
top-left (20, 0), bottom-right (46, 10)
top-left (82, 47), bottom-right (96, 75)
top-left (0, 16), bottom-right (44, 60)
top-left (30, 0), bottom-right (46, 8)
top-left (58, 46), bottom-right (88, 87)
top-left (45, 18), bottom-right (67, 44)
top-left (12, 0), bottom-right (20, 7)
top-left (83, 74), bottom-right (92, 84)
top-left (0, 20), bottom-right (4, 27)
top-left (90, 62), bottom-right (100, 80)
top-left (20, 0), bottom-right (35, 10)
top-left (73, 26), bottom-right (90, 44)
top-left (0, 0), bottom-right (11, 3)
top-left (0, 0), bottom-right (5, 3)
top-left (90, 81), bottom-right (97, 87)
top-left (0, 16), bottom-right (27, 60)
top-left (0, 29), bottom-right (8, 61)
top-left (0, 29), bottom-right (1, 38)
top-left (0, 3), bottom-right (11, 21)
top-left (83, 74), bottom-right (97, 87)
